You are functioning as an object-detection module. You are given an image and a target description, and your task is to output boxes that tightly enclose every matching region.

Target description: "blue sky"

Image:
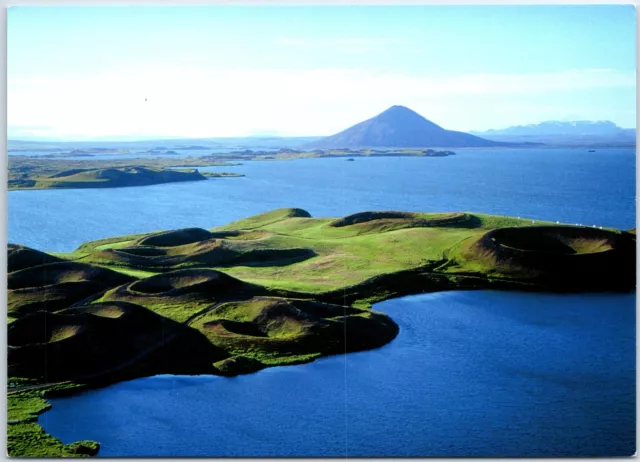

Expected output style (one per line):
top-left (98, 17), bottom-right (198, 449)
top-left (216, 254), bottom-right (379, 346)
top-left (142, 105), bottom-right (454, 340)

top-left (8, 5), bottom-right (636, 140)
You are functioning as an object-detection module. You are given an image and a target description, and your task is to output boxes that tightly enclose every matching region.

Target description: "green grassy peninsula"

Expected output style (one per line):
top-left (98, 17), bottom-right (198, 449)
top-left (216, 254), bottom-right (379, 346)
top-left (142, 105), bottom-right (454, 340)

top-left (9, 166), bottom-right (207, 190)
top-left (7, 208), bottom-right (635, 456)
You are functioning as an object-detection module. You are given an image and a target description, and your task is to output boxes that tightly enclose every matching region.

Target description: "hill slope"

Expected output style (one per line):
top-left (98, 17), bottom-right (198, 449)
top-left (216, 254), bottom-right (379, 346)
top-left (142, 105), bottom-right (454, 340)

top-left (308, 106), bottom-right (524, 149)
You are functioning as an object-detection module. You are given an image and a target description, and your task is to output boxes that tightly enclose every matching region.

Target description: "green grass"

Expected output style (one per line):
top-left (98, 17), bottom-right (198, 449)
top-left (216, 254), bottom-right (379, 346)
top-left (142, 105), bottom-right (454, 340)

top-left (206, 299), bottom-right (275, 323)
top-left (471, 212), bottom-right (557, 229)
top-left (49, 251), bottom-right (83, 259)
top-left (8, 386), bottom-right (100, 457)
top-left (8, 423), bottom-right (99, 457)
top-left (8, 391), bottom-right (51, 423)
top-left (214, 208), bottom-right (311, 231)
top-left (94, 240), bottom-right (137, 251)
top-left (74, 209), bottom-right (627, 297)
top-left (97, 287), bottom-right (214, 323)
top-left (101, 266), bottom-right (159, 279)
top-left (75, 232), bottom-right (155, 253)
top-left (254, 352), bottom-right (321, 366)
top-left (29, 209), bottom-right (633, 303)
top-left (211, 223), bottom-right (478, 291)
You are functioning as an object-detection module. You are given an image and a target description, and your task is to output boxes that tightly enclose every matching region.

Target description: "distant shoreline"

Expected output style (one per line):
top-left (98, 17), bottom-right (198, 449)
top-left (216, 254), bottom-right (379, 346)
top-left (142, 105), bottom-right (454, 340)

top-left (8, 144), bottom-right (635, 155)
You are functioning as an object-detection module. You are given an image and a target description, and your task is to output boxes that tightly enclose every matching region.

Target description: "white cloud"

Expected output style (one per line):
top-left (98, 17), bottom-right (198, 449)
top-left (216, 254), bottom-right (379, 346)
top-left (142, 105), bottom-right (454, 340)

top-left (8, 67), bottom-right (635, 138)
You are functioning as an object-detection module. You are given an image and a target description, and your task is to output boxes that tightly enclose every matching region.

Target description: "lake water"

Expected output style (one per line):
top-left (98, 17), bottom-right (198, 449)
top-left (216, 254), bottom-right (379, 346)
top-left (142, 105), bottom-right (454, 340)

top-left (8, 148), bottom-right (636, 252)
top-left (8, 148), bottom-right (636, 456)
top-left (40, 291), bottom-right (635, 457)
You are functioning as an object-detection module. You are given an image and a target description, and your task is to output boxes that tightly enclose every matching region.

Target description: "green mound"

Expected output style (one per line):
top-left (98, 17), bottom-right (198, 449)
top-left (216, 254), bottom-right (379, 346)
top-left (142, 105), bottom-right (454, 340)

top-left (127, 269), bottom-right (242, 294)
top-left (8, 244), bottom-right (63, 273)
top-left (137, 228), bottom-right (214, 247)
top-left (8, 261), bottom-right (133, 290)
top-left (216, 207), bottom-right (312, 230)
top-left (8, 302), bottom-right (226, 382)
top-left (9, 311), bottom-right (86, 347)
top-left (328, 211), bottom-right (476, 234)
top-left (8, 262), bottom-right (135, 317)
top-left (94, 239), bottom-right (236, 269)
top-left (192, 296), bottom-right (398, 370)
top-left (87, 232), bottom-right (317, 272)
top-left (101, 269), bottom-right (266, 322)
top-left (458, 226), bottom-right (636, 290)
top-left (330, 211), bottom-right (418, 226)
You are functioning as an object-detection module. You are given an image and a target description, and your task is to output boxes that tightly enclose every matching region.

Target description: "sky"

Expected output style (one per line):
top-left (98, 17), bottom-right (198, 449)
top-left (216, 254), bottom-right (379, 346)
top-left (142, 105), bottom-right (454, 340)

top-left (7, 5), bottom-right (637, 140)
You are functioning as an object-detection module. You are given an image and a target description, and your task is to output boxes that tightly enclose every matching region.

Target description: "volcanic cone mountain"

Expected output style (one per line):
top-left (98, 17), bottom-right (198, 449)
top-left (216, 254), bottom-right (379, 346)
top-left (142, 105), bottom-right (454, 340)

top-left (309, 105), bottom-right (518, 149)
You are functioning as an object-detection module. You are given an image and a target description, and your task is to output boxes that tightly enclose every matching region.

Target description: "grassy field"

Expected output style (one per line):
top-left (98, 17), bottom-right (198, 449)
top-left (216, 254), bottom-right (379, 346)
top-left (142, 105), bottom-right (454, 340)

top-left (59, 207), bottom-right (635, 297)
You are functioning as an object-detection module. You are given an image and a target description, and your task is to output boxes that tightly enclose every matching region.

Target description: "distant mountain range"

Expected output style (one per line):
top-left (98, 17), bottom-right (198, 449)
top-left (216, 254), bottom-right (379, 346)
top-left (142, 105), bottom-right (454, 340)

top-left (307, 105), bottom-right (533, 149)
top-left (470, 121), bottom-right (636, 147)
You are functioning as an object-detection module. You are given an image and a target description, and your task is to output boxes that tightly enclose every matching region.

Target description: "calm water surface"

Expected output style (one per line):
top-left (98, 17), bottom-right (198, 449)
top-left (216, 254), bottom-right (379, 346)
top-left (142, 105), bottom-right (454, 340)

top-left (8, 148), bottom-right (635, 252)
top-left (41, 291), bottom-right (635, 457)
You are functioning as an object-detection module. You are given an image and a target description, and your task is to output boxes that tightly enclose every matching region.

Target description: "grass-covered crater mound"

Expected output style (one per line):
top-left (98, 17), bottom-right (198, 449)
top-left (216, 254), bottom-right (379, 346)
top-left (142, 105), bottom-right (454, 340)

top-left (461, 226), bottom-right (635, 290)
top-left (193, 297), bottom-right (398, 372)
top-left (8, 301), bottom-right (226, 382)
top-left (329, 210), bottom-right (475, 231)
top-left (87, 227), bottom-right (317, 271)
top-left (100, 269), bottom-right (266, 322)
top-left (7, 259), bottom-right (135, 319)
top-left (8, 261), bottom-right (132, 290)
top-left (137, 227), bottom-right (215, 247)
top-left (8, 244), bottom-right (64, 272)
top-left (489, 226), bottom-right (616, 254)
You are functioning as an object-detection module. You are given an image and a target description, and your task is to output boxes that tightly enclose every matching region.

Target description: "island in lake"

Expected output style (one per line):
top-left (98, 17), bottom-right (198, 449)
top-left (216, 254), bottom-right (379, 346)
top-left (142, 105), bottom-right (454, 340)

top-left (7, 208), bottom-right (635, 456)
top-left (8, 157), bottom-right (244, 191)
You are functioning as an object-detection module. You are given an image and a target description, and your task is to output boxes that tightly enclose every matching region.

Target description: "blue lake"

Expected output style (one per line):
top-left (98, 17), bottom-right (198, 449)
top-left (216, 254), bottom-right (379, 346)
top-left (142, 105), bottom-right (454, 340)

top-left (8, 148), bottom-right (635, 252)
top-left (8, 148), bottom-right (636, 456)
top-left (40, 291), bottom-right (635, 457)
